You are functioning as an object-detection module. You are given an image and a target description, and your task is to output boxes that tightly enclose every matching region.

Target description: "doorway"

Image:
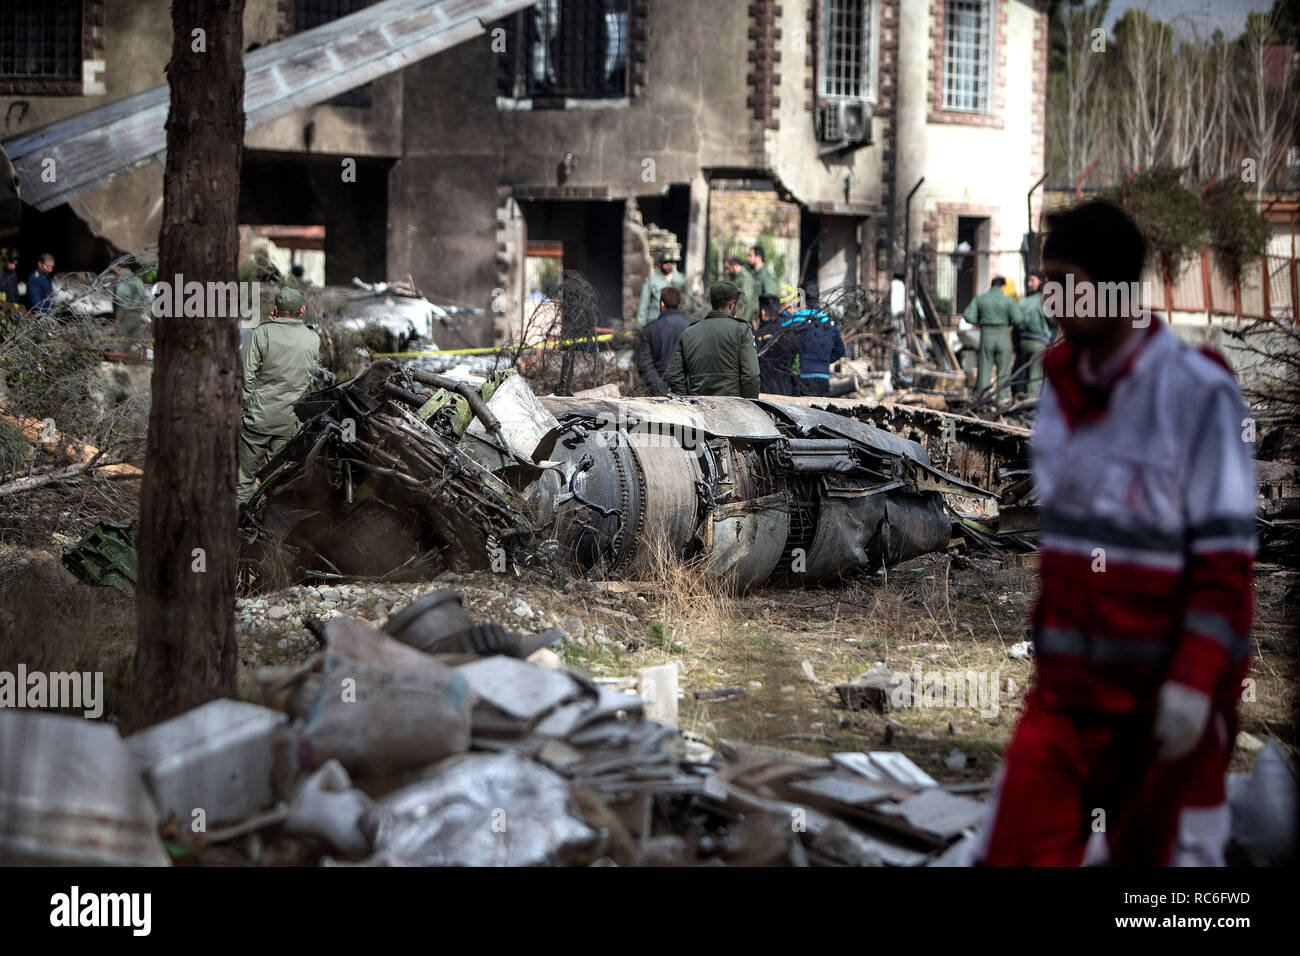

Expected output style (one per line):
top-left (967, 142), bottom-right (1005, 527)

top-left (517, 199), bottom-right (623, 324)
top-left (955, 215), bottom-right (988, 313)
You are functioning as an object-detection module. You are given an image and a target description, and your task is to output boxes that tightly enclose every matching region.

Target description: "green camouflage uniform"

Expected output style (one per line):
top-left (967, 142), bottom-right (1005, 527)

top-left (1012, 291), bottom-right (1055, 399)
top-left (238, 314), bottom-right (321, 504)
top-left (964, 287), bottom-right (1019, 403)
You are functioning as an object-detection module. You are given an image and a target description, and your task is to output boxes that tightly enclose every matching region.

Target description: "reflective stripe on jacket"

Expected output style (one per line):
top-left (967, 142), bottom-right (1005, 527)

top-left (1031, 318), bottom-right (1255, 714)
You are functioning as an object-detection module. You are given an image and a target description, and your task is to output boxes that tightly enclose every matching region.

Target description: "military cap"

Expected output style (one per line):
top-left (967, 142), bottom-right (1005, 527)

top-left (708, 279), bottom-right (742, 305)
top-left (657, 250), bottom-right (676, 263)
top-left (273, 287), bottom-right (304, 312)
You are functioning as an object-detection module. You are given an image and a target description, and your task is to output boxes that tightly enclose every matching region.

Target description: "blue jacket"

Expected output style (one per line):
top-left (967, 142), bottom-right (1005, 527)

top-left (27, 269), bottom-right (54, 312)
top-left (791, 309), bottom-right (845, 379)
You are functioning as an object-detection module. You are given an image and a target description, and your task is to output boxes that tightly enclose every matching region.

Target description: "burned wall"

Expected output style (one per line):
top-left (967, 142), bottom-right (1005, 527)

top-left (767, 0), bottom-right (891, 223)
top-left (1, 0), bottom-right (403, 268)
top-left (240, 151), bottom-right (392, 286)
top-left (517, 198), bottom-right (625, 321)
top-left (387, 0), bottom-right (762, 333)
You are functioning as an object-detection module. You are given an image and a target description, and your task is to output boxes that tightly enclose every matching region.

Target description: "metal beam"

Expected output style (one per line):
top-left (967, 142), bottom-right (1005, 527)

top-left (3, 0), bottom-right (536, 211)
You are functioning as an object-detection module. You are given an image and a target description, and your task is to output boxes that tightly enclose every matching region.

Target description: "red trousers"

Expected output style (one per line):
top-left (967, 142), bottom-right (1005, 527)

top-left (979, 693), bottom-right (1233, 866)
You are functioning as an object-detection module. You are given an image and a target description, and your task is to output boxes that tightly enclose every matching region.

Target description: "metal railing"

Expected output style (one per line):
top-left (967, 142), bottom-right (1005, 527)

top-left (911, 248), bottom-right (1027, 318)
top-left (910, 247), bottom-right (1300, 323)
top-left (1149, 252), bottom-right (1298, 322)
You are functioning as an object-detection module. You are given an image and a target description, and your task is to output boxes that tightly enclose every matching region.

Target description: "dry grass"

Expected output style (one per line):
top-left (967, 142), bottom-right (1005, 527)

top-left (662, 554), bottom-right (1037, 781)
top-left (1239, 569), bottom-right (1299, 764)
top-left (1, 515), bottom-right (1291, 779)
top-left (0, 545), bottom-right (139, 721)
top-left (636, 533), bottom-right (739, 646)
top-left (475, 547), bottom-right (1040, 780)
top-left (472, 548), bottom-right (1295, 781)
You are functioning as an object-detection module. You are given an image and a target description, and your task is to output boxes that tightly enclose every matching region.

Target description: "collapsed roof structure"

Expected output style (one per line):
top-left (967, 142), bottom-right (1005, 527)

top-left (3, 0), bottom-right (540, 213)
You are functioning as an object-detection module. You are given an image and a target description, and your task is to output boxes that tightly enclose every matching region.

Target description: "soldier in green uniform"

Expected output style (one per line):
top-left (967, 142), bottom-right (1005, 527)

top-left (1012, 270), bottom-right (1055, 399)
top-left (237, 287), bottom-right (321, 505)
top-left (964, 277), bottom-right (1019, 403)
top-left (738, 246), bottom-right (778, 324)
top-left (723, 255), bottom-right (754, 323)
top-left (667, 280), bottom-right (760, 398)
top-left (112, 265), bottom-right (151, 340)
top-left (748, 245), bottom-right (779, 296)
top-left (635, 251), bottom-right (687, 328)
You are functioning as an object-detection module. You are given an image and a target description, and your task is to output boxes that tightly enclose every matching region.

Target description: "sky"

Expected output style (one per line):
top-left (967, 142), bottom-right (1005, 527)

top-left (1102, 0), bottom-right (1273, 35)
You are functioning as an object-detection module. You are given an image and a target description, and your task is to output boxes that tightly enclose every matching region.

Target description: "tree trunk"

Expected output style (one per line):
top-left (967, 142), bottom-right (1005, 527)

top-left (134, 0), bottom-right (246, 725)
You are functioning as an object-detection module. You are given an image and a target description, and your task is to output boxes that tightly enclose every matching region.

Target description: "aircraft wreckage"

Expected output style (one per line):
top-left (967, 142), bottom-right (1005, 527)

top-left (239, 361), bottom-right (992, 588)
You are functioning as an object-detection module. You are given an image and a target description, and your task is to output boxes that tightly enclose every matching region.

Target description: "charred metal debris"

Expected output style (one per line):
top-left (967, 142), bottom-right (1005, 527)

top-left (238, 362), bottom-right (994, 587)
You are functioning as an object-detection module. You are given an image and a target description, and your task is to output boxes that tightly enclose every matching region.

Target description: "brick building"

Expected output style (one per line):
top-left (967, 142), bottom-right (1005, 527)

top-left (1, 0), bottom-right (1049, 343)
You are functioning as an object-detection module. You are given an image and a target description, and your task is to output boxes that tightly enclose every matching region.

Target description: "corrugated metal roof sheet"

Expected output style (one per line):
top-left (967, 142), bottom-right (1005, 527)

top-left (3, 0), bottom-right (535, 211)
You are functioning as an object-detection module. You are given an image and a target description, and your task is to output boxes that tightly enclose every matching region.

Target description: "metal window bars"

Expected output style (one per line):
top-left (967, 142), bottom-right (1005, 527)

top-left (942, 0), bottom-right (990, 113)
top-left (0, 0), bottom-right (83, 81)
top-left (819, 0), bottom-right (873, 100)
top-left (507, 0), bottom-right (630, 101)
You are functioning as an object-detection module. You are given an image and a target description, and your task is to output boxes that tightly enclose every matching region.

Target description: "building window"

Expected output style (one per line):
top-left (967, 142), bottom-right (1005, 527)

top-left (0, 0), bottom-right (84, 95)
top-left (294, 0), bottom-right (372, 107)
top-left (942, 0), bottom-right (992, 113)
top-left (819, 0), bottom-right (875, 102)
top-left (501, 0), bottom-right (631, 103)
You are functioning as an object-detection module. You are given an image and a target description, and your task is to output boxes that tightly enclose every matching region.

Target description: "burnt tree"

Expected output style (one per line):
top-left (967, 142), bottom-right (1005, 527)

top-left (135, 0), bottom-right (246, 723)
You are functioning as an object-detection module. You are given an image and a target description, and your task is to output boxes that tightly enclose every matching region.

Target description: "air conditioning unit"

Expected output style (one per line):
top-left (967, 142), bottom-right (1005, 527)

top-left (817, 99), bottom-right (873, 155)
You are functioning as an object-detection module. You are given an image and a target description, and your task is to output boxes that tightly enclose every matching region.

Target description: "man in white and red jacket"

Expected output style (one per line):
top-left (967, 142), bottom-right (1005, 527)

top-left (978, 202), bottom-right (1256, 866)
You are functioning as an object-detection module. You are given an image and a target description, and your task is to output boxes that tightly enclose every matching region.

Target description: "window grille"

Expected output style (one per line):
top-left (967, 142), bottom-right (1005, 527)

top-left (819, 0), bottom-right (874, 101)
top-left (502, 0), bottom-right (631, 101)
top-left (0, 0), bottom-right (84, 89)
top-left (942, 0), bottom-right (991, 113)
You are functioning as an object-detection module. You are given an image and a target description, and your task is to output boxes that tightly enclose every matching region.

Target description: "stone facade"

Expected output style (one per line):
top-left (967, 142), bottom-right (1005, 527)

top-left (894, 0), bottom-right (1047, 295)
top-left (3, 0), bottom-right (1047, 341)
top-left (926, 0), bottom-right (1009, 128)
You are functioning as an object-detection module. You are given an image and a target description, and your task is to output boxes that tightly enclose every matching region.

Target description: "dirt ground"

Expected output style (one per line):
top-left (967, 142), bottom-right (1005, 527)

top-left (439, 553), bottom-right (1296, 779)
top-left (4, 530), bottom-right (1293, 779)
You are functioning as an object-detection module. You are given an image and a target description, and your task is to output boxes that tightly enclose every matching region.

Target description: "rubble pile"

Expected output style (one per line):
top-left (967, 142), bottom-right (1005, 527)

top-left (0, 589), bottom-right (995, 867)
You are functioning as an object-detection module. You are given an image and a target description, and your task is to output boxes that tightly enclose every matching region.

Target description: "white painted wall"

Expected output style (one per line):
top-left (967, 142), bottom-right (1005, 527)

top-left (897, 0), bottom-right (1042, 283)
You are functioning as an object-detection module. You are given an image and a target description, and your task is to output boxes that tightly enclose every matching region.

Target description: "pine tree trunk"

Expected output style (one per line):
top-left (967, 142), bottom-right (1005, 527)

top-left (134, 0), bottom-right (246, 725)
